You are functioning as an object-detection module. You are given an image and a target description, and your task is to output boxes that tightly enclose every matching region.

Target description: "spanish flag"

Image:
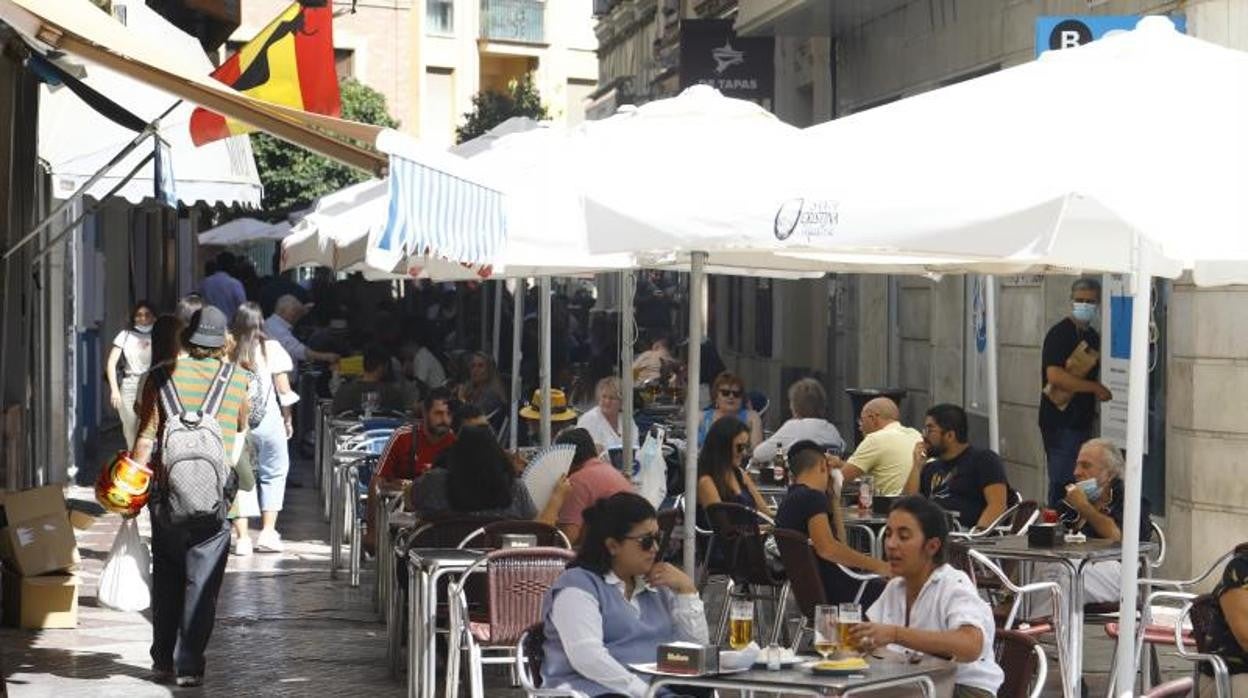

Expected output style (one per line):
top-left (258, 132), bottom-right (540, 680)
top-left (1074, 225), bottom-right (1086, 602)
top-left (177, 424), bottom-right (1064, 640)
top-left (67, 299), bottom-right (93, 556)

top-left (190, 1), bottom-right (341, 146)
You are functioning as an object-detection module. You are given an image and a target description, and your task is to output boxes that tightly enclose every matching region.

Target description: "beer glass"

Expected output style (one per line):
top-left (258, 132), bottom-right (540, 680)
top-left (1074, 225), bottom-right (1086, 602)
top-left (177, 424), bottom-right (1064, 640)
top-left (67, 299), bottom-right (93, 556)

top-left (363, 391), bottom-right (380, 418)
top-left (728, 599), bottom-right (754, 650)
top-left (838, 602), bottom-right (864, 654)
top-left (813, 605), bottom-right (839, 659)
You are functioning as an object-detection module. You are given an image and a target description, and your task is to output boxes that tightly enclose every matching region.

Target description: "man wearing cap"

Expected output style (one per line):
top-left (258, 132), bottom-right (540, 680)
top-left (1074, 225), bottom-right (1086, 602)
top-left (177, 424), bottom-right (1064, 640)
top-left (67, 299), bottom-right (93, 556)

top-left (130, 307), bottom-right (252, 688)
top-left (775, 441), bottom-right (890, 604)
top-left (264, 294), bottom-right (341, 365)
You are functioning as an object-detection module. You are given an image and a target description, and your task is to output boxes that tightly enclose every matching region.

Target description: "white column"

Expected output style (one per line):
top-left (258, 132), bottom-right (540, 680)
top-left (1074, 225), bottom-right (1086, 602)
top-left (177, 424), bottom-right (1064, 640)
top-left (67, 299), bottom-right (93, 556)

top-left (510, 280), bottom-right (523, 451)
top-left (620, 271), bottom-right (636, 458)
top-left (540, 276), bottom-right (552, 447)
top-left (1113, 240), bottom-right (1152, 696)
top-left (682, 253), bottom-right (706, 579)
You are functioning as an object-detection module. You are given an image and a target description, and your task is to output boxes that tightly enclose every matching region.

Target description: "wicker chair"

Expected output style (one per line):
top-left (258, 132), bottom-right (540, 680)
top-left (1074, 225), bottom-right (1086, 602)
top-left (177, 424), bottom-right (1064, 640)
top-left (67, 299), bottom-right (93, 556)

top-left (446, 547), bottom-right (575, 698)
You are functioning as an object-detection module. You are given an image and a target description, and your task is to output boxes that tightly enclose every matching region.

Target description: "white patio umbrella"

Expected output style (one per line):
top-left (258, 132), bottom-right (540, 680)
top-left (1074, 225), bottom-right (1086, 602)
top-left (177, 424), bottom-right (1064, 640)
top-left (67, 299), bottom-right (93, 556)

top-left (587, 18), bottom-right (1248, 695)
top-left (199, 217), bottom-right (291, 246)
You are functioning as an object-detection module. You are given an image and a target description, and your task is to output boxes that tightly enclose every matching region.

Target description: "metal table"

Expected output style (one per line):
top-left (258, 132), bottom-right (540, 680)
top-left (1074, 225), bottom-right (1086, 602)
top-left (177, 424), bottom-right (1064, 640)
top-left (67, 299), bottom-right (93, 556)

top-left (965, 535), bottom-right (1156, 697)
top-left (406, 548), bottom-right (485, 698)
top-left (642, 650), bottom-right (954, 697)
top-left (385, 512), bottom-right (419, 678)
top-left (842, 509), bottom-right (889, 559)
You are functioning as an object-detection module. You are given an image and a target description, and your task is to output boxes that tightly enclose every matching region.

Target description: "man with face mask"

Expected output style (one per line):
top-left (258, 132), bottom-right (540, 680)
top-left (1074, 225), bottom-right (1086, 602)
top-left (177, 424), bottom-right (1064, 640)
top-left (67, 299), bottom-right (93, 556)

top-left (1039, 277), bottom-right (1113, 507)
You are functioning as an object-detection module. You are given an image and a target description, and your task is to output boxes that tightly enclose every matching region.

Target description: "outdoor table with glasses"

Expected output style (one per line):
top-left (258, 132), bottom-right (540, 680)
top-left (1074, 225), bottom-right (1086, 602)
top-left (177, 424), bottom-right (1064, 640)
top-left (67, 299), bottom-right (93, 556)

top-left (406, 547), bottom-right (486, 698)
top-left (963, 535), bottom-right (1156, 695)
top-left (640, 648), bottom-right (954, 697)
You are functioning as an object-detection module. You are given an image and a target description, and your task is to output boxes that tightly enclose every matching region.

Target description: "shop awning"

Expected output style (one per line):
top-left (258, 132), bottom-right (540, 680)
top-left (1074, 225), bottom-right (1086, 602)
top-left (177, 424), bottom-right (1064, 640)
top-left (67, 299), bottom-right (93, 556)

top-left (0, 0), bottom-right (386, 175)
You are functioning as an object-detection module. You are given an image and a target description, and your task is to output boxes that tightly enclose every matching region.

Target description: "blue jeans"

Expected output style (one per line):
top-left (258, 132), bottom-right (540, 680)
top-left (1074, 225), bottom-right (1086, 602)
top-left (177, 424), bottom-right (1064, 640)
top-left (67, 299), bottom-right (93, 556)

top-left (251, 406), bottom-right (290, 512)
top-left (1043, 426), bottom-right (1091, 507)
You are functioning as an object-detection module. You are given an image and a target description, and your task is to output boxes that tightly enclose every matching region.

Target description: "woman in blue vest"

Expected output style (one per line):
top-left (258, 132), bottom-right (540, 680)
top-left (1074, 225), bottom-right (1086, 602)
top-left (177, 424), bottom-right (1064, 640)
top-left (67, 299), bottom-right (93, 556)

top-left (541, 493), bottom-right (708, 698)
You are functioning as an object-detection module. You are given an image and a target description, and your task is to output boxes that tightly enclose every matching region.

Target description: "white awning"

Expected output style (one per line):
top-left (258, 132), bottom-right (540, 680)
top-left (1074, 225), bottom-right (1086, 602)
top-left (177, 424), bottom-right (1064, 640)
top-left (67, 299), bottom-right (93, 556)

top-left (38, 2), bottom-right (261, 207)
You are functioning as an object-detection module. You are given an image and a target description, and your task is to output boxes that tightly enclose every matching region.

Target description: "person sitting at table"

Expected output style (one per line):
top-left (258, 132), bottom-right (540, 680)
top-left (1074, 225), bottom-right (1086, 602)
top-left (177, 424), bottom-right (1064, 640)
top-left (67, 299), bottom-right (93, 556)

top-left (1029, 437), bottom-right (1152, 619)
top-left (1197, 542), bottom-right (1248, 697)
top-left (631, 333), bottom-right (679, 385)
top-left (555, 428), bottom-right (634, 546)
top-left (330, 344), bottom-right (412, 415)
top-left (541, 492), bottom-right (708, 698)
top-left (454, 350), bottom-right (507, 421)
top-left (775, 441), bottom-right (890, 603)
top-left (696, 372), bottom-right (763, 448)
top-left (849, 495), bottom-right (1004, 698)
top-left (364, 388), bottom-right (457, 553)
top-left (903, 404), bottom-right (1009, 531)
top-left (409, 425), bottom-right (568, 524)
top-left (752, 378), bottom-right (845, 464)
top-left (697, 416), bottom-right (772, 521)
top-left (577, 376), bottom-right (640, 452)
top-left (833, 397), bottom-right (923, 496)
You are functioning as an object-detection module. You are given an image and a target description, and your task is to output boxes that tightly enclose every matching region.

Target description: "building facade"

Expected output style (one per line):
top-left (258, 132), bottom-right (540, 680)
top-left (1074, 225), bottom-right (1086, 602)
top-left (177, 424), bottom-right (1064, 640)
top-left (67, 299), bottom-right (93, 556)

top-left (235, 0), bottom-right (599, 148)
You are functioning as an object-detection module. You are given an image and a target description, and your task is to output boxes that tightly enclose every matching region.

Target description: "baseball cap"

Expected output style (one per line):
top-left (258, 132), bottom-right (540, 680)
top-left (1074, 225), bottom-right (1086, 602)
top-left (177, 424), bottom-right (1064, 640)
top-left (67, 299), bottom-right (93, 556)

top-left (187, 307), bottom-right (228, 348)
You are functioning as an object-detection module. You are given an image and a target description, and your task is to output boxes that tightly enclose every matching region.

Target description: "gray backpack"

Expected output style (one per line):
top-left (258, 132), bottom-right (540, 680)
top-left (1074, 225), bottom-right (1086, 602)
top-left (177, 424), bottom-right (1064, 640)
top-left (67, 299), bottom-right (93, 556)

top-left (155, 362), bottom-right (236, 525)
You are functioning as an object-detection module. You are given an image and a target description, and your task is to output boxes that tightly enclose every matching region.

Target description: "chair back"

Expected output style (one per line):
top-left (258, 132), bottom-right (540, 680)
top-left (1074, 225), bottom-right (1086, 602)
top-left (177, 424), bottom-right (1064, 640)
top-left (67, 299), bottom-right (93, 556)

top-left (704, 502), bottom-right (782, 585)
top-left (1189, 593), bottom-right (1221, 654)
top-left (656, 507), bottom-right (683, 564)
top-left (994, 629), bottom-right (1043, 698)
top-left (772, 529), bottom-right (828, 620)
top-left (460, 520), bottom-right (571, 550)
top-left (485, 547), bottom-right (575, 647)
top-left (409, 516), bottom-right (504, 550)
top-left (1140, 678), bottom-right (1195, 698)
top-left (1009, 500), bottom-right (1040, 535)
top-left (516, 623), bottom-right (546, 689)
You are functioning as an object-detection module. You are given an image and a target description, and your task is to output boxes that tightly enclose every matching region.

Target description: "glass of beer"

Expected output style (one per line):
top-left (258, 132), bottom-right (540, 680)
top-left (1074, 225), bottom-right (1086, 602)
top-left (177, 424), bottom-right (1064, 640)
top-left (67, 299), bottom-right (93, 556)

top-left (728, 599), bottom-right (754, 650)
top-left (813, 605), bottom-right (839, 659)
top-left (839, 602), bottom-right (864, 655)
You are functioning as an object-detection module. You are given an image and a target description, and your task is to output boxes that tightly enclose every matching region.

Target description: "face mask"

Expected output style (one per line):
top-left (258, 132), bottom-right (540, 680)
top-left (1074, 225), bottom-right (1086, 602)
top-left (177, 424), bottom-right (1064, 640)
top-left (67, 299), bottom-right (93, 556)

top-left (1075, 477), bottom-right (1102, 501)
top-left (1072, 302), bottom-right (1098, 323)
top-left (134, 323), bottom-right (154, 334)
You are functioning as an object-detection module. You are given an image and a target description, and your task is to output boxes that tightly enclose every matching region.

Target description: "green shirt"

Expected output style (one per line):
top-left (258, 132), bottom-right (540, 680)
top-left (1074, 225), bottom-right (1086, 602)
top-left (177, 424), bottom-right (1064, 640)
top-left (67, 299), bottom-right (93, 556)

top-left (137, 356), bottom-right (251, 457)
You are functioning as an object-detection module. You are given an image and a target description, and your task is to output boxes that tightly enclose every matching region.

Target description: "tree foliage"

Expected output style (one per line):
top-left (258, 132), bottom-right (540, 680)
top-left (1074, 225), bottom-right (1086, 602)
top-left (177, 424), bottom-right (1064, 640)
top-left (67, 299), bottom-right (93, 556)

top-left (455, 73), bottom-right (549, 144)
top-left (250, 77), bottom-right (399, 217)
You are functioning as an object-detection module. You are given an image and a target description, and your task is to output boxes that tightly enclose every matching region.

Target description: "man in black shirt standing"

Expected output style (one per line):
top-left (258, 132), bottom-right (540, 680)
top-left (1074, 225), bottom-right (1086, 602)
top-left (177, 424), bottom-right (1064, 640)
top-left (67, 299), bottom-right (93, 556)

top-left (904, 404), bottom-right (1009, 531)
top-left (1040, 278), bottom-right (1113, 506)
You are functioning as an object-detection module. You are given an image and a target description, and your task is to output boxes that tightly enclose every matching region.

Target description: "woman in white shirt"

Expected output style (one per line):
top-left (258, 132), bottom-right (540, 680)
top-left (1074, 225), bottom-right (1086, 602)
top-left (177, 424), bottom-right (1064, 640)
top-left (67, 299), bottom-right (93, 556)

top-left (228, 302), bottom-right (298, 556)
top-left (577, 377), bottom-right (640, 452)
top-left (849, 495), bottom-right (1004, 698)
top-left (106, 301), bottom-right (155, 448)
top-left (541, 492), bottom-right (707, 698)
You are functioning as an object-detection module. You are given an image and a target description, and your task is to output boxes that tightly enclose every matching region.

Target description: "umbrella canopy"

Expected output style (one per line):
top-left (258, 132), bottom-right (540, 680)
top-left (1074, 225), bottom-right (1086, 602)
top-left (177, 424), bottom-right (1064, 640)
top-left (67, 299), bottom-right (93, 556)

top-left (199, 217), bottom-right (290, 246)
top-left (281, 179), bottom-right (387, 272)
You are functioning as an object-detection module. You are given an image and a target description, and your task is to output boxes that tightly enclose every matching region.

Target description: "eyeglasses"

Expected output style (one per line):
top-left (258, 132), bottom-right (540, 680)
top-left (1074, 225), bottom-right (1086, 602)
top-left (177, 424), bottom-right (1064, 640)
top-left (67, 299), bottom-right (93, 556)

top-left (719, 388), bottom-right (743, 398)
top-left (623, 533), bottom-right (661, 551)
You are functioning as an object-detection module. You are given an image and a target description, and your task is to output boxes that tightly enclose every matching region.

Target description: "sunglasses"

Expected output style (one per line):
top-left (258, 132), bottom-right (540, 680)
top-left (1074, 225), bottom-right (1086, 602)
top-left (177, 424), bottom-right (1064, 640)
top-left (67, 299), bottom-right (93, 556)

top-left (623, 533), bottom-right (662, 551)
top-left (719, 388), bottom-right (743, 398)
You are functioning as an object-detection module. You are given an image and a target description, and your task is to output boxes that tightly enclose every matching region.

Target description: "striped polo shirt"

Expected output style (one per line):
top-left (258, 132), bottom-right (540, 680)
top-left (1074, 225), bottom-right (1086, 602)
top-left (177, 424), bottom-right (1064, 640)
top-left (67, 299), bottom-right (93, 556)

top-left (138, 357), bottom-right (251, 453)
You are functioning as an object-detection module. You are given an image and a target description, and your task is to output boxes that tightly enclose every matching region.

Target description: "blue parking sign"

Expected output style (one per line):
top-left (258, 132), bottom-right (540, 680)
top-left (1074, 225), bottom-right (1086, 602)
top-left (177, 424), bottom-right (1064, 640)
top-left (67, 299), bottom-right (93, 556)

top-left (1036, 15), bottom-right (1186, 56)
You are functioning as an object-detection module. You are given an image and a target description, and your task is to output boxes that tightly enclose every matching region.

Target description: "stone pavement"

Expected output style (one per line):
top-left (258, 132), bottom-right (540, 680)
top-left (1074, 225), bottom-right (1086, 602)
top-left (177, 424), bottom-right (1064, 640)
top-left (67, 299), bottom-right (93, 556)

top-left (0, 452), bottom-right (1194, 697)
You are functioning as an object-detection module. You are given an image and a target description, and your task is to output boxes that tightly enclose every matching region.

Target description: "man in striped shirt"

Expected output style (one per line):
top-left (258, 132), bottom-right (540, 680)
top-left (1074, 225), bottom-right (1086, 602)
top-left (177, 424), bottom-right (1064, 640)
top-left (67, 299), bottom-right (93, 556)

top-left (131, 306), bottom-right (250, 688)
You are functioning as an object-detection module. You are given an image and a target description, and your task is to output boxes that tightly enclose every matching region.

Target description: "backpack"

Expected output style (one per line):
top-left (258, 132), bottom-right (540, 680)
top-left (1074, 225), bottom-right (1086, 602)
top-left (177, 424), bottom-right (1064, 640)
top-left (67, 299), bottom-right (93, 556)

top-left (155, 362), bottom-right (237, 525)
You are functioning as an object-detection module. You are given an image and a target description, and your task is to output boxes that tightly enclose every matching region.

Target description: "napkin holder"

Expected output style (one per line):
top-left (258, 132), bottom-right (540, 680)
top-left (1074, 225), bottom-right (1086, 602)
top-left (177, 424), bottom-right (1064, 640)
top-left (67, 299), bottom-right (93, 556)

top-left (1028, 523), bottom-right (1059, 548)
top-left (499, 534), bottom-right (538, 550)
top-left (657, 642), bottom-right (719, 676)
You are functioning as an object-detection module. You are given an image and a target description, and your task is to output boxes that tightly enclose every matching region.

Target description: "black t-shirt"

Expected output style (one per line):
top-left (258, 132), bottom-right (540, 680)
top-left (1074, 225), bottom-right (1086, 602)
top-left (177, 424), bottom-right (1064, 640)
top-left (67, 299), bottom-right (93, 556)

top-left (919, 446), bottom-right (1009, 529)
top-left (1057, 478), bottom-right (1152, 543)
top-left (775, 484), bottom-right (881, 605)
top-left (1039, 318), bottom-right (1101, 432)
top-left (1201, 552), bottom-right (1248, 676)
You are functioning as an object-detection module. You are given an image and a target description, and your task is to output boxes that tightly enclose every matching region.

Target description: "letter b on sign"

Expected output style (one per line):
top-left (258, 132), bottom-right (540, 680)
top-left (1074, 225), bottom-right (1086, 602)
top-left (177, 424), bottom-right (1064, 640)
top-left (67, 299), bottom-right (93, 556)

top-left (1049, 19), bottom-right (1093, 50)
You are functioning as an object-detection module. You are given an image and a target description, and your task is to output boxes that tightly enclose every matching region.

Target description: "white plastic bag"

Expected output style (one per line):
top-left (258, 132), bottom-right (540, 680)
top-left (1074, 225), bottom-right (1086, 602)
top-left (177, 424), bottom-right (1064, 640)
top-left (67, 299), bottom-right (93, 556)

top-left (97, 517), bottom-right (152, 612)
top-left (636, 431), bottom-right (668, 509)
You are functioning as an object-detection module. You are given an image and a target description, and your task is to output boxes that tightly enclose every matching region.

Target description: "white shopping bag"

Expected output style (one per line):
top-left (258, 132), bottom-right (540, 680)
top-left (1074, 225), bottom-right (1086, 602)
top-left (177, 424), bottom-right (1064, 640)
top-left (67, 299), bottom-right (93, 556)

top-left (97, 517), bottom-right (152, 612)
top-left (636, 431), bottom-right (668, 509)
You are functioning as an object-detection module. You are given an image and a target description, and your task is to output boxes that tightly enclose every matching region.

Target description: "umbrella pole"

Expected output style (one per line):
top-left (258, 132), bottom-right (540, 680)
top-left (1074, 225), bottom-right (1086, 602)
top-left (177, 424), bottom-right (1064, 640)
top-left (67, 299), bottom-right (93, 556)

top-left (540, 276), bottom-right (552, 447)
top-left (492, 280), bottom-right (503, 365)
top-left (985, 276), bottom-right (1001, 453)
top-left (621, 271), bottom-right (635, 458)
top-left (1113, 240), bottom-right (1152, 696)
top-left (510, 279), bottom-right (523, 452)
top-left (682, 252), bottom-right (706, 579)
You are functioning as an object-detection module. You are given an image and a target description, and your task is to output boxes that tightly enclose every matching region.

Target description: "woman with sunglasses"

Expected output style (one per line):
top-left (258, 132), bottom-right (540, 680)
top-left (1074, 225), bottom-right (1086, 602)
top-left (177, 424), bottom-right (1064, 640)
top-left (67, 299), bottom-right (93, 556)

top-left (696, 371), bottom-right (763, 448)
top-left (697, 417), bottom-right (772, 522)
top-left (541, 492), bottom-right (707, 698)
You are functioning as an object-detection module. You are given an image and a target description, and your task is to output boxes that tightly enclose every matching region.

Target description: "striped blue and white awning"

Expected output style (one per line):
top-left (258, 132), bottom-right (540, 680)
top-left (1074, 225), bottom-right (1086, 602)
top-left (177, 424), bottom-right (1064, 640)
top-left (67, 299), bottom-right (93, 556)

top-left (373, 129), bottom-right (507, 271)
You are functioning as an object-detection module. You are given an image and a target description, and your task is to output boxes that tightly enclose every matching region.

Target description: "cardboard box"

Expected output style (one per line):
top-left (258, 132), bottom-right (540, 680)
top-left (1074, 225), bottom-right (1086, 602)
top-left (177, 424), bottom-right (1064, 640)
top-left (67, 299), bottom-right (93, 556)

top-left (1, 567), bottom-right (79, 629)
top-left (0, 486), bottom-right (78, 576)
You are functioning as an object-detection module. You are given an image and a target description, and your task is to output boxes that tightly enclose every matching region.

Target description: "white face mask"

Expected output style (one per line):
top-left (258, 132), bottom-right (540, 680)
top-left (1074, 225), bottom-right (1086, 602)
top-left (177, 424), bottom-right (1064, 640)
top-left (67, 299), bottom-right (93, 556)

top-left (134, 323), bottom-right (154, 334)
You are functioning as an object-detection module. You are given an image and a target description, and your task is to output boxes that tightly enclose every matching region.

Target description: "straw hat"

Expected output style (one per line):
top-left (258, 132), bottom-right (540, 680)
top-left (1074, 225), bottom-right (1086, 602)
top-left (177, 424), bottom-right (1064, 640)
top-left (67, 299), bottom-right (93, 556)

top-left (519, 389), bottom-right (578, 421)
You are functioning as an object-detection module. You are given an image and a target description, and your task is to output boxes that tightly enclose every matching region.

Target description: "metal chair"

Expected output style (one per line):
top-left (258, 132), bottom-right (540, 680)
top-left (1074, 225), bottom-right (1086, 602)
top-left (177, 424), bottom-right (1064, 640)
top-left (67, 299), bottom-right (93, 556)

top-left (771, 528), bottom-right (882, 650)
top-left (514, 623), bottom-right (588, 698)
top-left (655, 506), bottom-right (683, 564)
top-left (1177, 594), bottom-right (1232, 698)
top-left (994, 628), bottom-right (1049, 698)
top-left (447, 548), bottom-right (575, 698)
top-left (330, 434), bottom-right (392, 578)
top-left (345, 455), bottom-right (379, 587)
top-left (703, 502), bottom-right (790, 648)
top-left (1140, 677), bottom-right (1195, 698)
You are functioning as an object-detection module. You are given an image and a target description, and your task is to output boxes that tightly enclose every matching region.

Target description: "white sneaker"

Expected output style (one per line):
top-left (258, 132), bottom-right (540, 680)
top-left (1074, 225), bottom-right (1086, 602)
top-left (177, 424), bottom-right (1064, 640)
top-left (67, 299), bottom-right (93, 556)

top-left (233, 535), bottom-right (253, 557)
top-left (255, 529), bottom-right (284, 553)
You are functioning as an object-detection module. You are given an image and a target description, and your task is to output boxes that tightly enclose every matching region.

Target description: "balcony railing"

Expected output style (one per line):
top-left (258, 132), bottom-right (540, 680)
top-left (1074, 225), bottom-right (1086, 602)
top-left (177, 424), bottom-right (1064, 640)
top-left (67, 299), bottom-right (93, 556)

top-left (480, 0), bottom-right (545, 44)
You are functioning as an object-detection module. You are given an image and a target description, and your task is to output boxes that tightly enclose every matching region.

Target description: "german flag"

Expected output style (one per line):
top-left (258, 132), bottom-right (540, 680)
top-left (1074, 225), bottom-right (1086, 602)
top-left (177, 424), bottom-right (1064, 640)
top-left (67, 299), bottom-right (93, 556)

top-left (190, 1), bottom-right (341, 146)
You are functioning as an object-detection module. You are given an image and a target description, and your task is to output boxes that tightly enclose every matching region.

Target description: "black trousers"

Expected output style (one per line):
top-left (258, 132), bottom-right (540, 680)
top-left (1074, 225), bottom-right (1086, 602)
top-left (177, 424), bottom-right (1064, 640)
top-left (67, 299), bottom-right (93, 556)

top-left (149, 517), bottom-right (231, 677)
